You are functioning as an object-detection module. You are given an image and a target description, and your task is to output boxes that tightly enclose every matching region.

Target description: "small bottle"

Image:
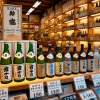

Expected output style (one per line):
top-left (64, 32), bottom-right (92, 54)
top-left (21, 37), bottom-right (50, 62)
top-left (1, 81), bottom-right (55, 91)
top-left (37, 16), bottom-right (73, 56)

top-left (46, 44), bottom-right (55, 78)
top-left (72, 44), bottom-right (79, 74)
top-left (87, 43), bottom-right (94, 72)
top-left (37, 45), bottom-right (45, 79)
top-left (64, 44), bottom-right (72, 75)
top-left (55, 44), bottom-right (63, 76)
top-left (80, 44), bottom-right (87, 73)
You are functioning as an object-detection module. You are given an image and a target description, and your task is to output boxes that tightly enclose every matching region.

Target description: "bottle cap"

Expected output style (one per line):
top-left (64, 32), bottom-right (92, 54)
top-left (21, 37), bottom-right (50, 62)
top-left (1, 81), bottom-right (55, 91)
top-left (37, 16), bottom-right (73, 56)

top-left (48, 44), bottom-right (52, 46)
top-left (39, 45), bottom-right (42, 48)
top-left (66, 44), bottom-right (69, 47)
top-left (29, 42), bottom-right (33, 44)
top-left (17, 42), bottom-right (21, 44)
top-left (4, 42), bottom-right (8, 44)
top-left (73, 44), bottom-right (76, 47)
top-left (57, 44), bottom-right (61, 47)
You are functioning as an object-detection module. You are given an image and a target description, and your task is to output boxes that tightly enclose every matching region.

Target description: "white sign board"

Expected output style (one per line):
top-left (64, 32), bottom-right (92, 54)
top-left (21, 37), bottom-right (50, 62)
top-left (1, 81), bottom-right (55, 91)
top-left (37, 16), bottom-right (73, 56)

top-left (3, 4), bottom-right (22, 40)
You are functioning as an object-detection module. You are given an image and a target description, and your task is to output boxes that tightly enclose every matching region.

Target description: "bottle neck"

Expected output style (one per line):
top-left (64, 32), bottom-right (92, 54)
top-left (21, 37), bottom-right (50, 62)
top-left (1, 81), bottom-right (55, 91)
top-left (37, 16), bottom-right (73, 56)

top-left (81, 45), bottom-right (84, 53)
top-left (39, 48), bottom-right (43, 55)
top-left (95, 47), bottom-right (99, 52)
top-left (16, 44), bottom-right (22, 53)
top-left (48, 46), bottom-right (52, 53)
top-left (66, 47), bottom-right (69, 53)
top-left (28, 44), bottom-right (33, 52)
top-left (88, 44), bottom-right (92, 52)
top-left (57, 47), bottom-right (61, 53)
top-left (4, 44), bottom-right (9, 53)
top-left (73, 47), bottom-right (76, 53)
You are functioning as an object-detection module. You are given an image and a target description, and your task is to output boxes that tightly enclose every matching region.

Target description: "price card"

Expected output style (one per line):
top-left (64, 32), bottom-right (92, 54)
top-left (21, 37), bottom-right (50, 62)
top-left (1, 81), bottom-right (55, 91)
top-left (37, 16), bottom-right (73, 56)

top-left (29, 83), bottom-right (44, 99)
top-left (74, 76), bottom-right (87, 91)
top-left (91, 74), bottom-right (100, 87)
top-left (47, 80), bottom-right (62, 96)
top-left (0, 88), bottom-right (8, 100)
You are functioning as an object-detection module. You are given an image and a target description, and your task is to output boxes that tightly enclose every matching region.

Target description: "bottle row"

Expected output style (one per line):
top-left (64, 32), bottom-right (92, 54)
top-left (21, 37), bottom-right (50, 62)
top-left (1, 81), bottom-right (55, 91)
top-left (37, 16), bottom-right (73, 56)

top-left (0, 41), bottom-right (100, 84)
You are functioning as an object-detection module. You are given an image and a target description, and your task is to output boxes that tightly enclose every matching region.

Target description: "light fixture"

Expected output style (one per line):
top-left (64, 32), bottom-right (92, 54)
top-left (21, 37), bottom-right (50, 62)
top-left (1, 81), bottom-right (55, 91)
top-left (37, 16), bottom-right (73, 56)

top-left (33, 1), bottom-right (41, 8)
top-left (28, 8), bottom-right (34, 13)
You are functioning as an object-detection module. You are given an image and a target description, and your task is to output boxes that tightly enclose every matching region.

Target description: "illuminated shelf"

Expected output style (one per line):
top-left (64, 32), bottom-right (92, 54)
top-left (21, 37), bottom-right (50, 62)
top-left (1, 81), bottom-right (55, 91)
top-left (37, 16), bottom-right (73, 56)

top-left (92, 0), bottom-right (100, 3)
top-left (76, 28), bottom-right (88, 30)
top-left (63, 20), bottom-right (74, 24)
top-left (63, 30), bottom-right (74, 32)
top-left (91, 13), bottom-right (100, 17)
top-left (90, 26), bottom-right (100, 29)
top-left (77, 16), bottom-right (88, 20)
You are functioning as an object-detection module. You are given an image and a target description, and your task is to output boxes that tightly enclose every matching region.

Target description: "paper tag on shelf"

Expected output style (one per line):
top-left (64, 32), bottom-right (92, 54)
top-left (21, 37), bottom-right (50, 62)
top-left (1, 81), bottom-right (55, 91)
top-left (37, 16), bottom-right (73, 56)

top-left (29, 83), bottom-right (44, 99)
top-left (47, 80), bottom-right (62, 96)
top-left (91, 74), bottom-right (100, 87)
top-left (0, 88), bottom-right (8, 100)
top-left (74, 76), bottom-right (87, 91)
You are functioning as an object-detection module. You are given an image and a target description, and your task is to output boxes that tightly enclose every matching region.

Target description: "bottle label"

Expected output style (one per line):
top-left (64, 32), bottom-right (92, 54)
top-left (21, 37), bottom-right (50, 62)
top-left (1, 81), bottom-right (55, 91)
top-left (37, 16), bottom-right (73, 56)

top-left (26, 63), bottom-right (36, 78)
top-left (56, 53), bottom-right (62, 58)
top-left (73, 53), bottom-right (79, 58)
top-left (1, 65), bottom-right (12, 81)
top-left (72, 61), bottom-right (79, 73)
top-left (46, 63), bottom-right (55, 76)
top-left (64, 61), bottom-right (72, 74)
top-left (37, 64), bottom-right (45, 77)
top-left (14, 64), bottom-right (25, 80)
top-left (47, 54), bottom-right (53, 59)
top-left (88, 52), bottom-right (94, 56)
top-left (88, 59), bottom-right (94, 71)
top-left (80, 60), bottom-right (87, 72)
top-left (27, 52), bottom-right (35, 58)
top-left (1, 53), bottom-right (11, 59)
top-left (55, 62), bottom-right (63, 75)
top-left (65, 53), bottom-right (71, 58)
top-left (15, 52), bottom-right (23, 59)
top-left (80, 52), bottom-right (86, 57)
top-left (38, 55), bottom-right (44, 60)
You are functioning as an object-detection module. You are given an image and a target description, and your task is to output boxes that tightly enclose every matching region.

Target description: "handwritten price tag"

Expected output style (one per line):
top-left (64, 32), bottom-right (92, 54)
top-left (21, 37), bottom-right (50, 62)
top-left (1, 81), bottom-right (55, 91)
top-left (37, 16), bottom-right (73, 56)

top-left (91, 74), bottom-right (100, 87)
top-left (74, 76), bottom-right (87, 91)
top-left (47, 80), bottom-right (62, 95)
top-left (29, 83), bottom-right (44, 99)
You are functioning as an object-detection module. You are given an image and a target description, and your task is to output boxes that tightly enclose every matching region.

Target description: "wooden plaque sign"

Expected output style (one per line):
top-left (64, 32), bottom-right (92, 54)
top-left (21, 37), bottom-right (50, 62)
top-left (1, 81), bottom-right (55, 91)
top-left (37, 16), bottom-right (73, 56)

top-left (2, 4), bottom-right (22, 40)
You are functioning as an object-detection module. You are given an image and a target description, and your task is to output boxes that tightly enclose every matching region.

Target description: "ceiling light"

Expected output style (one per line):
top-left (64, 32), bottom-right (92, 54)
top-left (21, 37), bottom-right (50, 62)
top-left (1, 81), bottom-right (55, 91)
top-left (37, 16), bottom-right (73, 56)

top-left (26, 12), bottom-right (30, 15)
top-left (33, 1), bottom-right (41, 8)
top-left (28, 8), bottom-right (34, 13)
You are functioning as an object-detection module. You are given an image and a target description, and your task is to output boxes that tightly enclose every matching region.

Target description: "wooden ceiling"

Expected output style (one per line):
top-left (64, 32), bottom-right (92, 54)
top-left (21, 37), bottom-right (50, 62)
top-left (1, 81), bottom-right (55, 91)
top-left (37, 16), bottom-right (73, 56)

top-left (7, 0), bottom-right (62, 15)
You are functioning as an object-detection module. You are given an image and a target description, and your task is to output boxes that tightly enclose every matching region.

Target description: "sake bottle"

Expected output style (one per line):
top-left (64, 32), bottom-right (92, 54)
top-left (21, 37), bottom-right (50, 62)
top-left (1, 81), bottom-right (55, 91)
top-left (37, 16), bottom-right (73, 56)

top-left (1, 42), bottom-right (12, 84)
top-left (46, 44), bottom-right (55, 78)
top-left (72, 44), bottom-right (79, 74)
top-left (37, 45), bottom-right (45, 79)
top-left (26, 42), bottom-right (36, 81)
top-left (13, 42), bottom-right (25, 82)
top-left (80, 44), bottom-right (87, 73)
top-left (55, 44), bottom-right (63, 76)
top-left (87, 43), bottom-right (94, 72)
top-left (64, 44), bottom-right (72, 75)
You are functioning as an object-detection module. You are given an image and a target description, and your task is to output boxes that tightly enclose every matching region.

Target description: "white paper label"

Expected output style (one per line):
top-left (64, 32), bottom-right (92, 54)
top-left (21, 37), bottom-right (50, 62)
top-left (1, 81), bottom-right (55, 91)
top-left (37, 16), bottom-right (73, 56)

top-left (80, 52), bottom-right (86, 57)
top-left (73, 53), bottom-right (79, 58)
top-left (80, 60), bottom-right (87, 72)
top-left (38, 55), bottom-right (44, 60)
top-left (88, 59), bottom-right (94, 71)
top-left (74, 76), bottom-right (87, 91)
top-left (1, 65), bottom-right (12, 81)
top-left (46, 63), bottom-right (55, 76)
top-left (26, 63), bottom-right (36, 78)
top-left (65, 53), bottom-right (71, 58)
top-left (80, 90), bottom-right (96, 100)
top-left (55, 62), bottom-right (63, 75)
top-left (1, 53), bottom-right (11, 59)
top-left (47, 54), bottom-right (54, 59)
top-left (92, 74), bottom-right (100, 87)
top-left (88, 52), bottom-right (94, 56)
top-left (14, 64), bottom-right (25, 80)
top-left (29, 83), bottom-right (44, 98)
top-left (72, 61), bottom-right (79, 73)
top-left (15, 52), bottom-right (23, 59)
top-left (56, 53), bottom-right (62, 58)
top-left (64, 61), bottom-right (72, 74)
top-left (47, 80), bottom-right (62, 95)
top-left (27, 52), bottom-right (35, 58)
top-left (0, 88), bottom-right (8, 100)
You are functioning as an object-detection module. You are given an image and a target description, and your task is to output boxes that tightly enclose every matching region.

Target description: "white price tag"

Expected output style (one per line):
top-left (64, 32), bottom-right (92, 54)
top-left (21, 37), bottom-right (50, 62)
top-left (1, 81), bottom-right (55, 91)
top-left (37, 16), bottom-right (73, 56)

top-left (47, 80), bottom-right (62, 96)
top-left (0, 88), bottom-right (8, 100)
top-left (74, 76), bottom-right (87, 91)
top-left (91, 74), bottom-right (100, 87)
top-left (29, 83), bottom-right (44, 99)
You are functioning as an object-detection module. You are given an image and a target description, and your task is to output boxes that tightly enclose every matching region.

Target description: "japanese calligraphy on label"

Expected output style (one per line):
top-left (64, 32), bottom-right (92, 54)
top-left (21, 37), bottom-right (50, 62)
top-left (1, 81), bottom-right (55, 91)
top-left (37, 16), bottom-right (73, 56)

top-left (1, 53), bottom-right (11, 59)
top-left (15, 52), bottom-right (23, 59)
top-left (27, 52), bottom-right (35, 58)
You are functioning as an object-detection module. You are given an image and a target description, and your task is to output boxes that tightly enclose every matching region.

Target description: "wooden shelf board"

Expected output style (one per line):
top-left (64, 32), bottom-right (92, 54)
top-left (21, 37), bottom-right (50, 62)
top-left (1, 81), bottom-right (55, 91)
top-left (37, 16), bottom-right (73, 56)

top-left (0, 72), bottom-right (99, 91)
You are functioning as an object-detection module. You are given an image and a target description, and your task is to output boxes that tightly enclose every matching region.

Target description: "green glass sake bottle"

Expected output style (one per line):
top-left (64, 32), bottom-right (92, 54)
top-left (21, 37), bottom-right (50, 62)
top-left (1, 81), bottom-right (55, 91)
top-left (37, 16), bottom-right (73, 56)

top-left (55, 44), bottom-right (63, 76)
top-left (13, 42), bottom-right (25, 82)
top-left (1, 42), bottom-right (12, 84)
top-left (37, 45), bottom-right (45, 79)
top-left (26, 42), bottom-right (36, 81)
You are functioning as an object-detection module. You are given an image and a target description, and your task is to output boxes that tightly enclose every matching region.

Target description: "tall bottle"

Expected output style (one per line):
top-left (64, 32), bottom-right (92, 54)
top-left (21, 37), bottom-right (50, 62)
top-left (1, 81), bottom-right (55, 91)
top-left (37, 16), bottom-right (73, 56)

top-left (55, 44), bottom-right (63, 76)
top-left (13, 42), bottom-right (25, 82)
top-left (26, 42), bottom-right (36, 81)
top-left (87, 43), bottom-right (94, 72)
top-left (64, 44), bottom-right (72, 75)
top-left (94, 46), bottom-right (100, 72)
top-left (79, 44), bottom-right (87, 73)
top-left (72, 44), bottom-right (79, 74)
top-left (37, 45), bottom-right (45, 79)
top-left (1, 42), bottom-right (12, 84)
